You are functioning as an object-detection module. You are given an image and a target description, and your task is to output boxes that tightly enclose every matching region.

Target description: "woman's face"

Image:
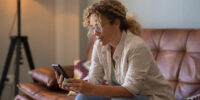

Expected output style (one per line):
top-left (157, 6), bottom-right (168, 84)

top-left (89, 14), bottom-right (118, 45)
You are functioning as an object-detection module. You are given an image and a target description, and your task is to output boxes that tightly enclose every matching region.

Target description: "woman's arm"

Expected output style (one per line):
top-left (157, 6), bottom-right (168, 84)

top-left (92, 85), bottom-right (133, 98)
top-left (87, 40), bottom-right (105, 85)
top-left (122, 44), bottom-right (152, 95)
top-left (63, 78), bottom-right (133, 98)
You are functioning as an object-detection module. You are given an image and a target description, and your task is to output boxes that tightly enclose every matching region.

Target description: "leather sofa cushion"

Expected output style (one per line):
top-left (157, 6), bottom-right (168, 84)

top-left (14, 94), bottom-right (34, 100)
top-left (18, 82), bottom-right (75, 100)
top-left (141, 29), bottom-right (200, 100)
top-left (28, 67), bottom-right (57, 88)
top-left (28, 65), bottom-right (74, 88)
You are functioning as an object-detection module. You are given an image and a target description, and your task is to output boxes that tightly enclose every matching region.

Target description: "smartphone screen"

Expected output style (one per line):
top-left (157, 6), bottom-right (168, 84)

top-left (52, 64), bottom-right (69, 78)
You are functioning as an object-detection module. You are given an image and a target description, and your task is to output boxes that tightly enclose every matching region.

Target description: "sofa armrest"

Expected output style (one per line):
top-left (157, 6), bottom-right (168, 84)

top-left (28, 65), bottom-right (74, 87)
top-left (14, 94), bottom-right (34, 100)
top-left (62, 65), bottom-right (74, 78)
top-left (17, 82), bottom-right (73, 100)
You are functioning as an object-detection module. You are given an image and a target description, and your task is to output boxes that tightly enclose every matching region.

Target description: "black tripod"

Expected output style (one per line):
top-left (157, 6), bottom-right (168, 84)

top-left (0, 0), bottom-right (35, 97)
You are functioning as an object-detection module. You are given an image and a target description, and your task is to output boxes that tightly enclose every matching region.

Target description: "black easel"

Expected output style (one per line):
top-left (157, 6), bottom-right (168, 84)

top-left (0, 0), bottom-right (36, 97)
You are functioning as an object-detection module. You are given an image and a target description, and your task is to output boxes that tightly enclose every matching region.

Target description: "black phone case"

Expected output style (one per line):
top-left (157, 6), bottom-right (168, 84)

top-left (52, 64), bottom-right (69, 78)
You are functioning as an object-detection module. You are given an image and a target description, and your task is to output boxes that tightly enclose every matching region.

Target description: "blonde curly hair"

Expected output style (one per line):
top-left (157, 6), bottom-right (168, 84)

top-left (83, 0), bottom-right (142, 36)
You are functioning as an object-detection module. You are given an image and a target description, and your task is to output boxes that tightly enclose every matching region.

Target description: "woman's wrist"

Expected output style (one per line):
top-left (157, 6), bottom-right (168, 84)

top-left (87, 85), bottom-right (133, 98)
top-left (90, 84), bottom-right (98, 94)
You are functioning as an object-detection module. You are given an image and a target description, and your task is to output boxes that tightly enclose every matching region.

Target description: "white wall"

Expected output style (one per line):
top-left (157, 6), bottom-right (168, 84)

top-left (79, 1), bottom-right (89, 60)
top-left (0, 0), bottom-right (56, 99)
top-left (120, 0), bottom-right (200, 28)
top-left (55, 0), bottom-right (80, 65)
top-left (87, 0), bottom-right (200, 28)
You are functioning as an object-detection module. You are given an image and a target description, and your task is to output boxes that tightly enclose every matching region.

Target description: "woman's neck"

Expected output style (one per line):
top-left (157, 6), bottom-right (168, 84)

top-left (110, 31), bottom-right (122, 54)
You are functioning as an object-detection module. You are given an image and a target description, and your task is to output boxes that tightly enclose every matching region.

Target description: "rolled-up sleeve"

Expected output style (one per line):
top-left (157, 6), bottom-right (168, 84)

top-left (122, 44), bottom-right (152, 95)
top-left (87, 41), bottom-right (104, 85)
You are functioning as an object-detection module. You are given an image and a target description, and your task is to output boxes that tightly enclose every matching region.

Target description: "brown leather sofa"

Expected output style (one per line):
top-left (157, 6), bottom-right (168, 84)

top-left (14, 29), bottom-right (200, 100)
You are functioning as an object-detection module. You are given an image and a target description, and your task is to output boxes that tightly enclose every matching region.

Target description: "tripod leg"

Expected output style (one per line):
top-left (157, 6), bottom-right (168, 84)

top-left (22, 37), bottom-right (37, 83)
top-left (22, 37), bottom-right (35, 70)
top-left (14, 39), bottom-right (21, 96)
top-left (0, 37), bottom-right (17, 97)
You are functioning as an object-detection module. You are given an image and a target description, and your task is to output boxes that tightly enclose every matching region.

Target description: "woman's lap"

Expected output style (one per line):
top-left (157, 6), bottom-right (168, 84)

top-left (75, 94), bottom-right (149, 100)
top-left (75, 94), bottom-right (110, 100)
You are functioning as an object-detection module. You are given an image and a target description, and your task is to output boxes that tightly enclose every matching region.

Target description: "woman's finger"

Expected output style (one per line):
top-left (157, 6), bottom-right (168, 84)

top-left (55, 72), bottom-right (59, 80)
top-left (55, 72), bottom-right (62, 87)
top-left (68, 87), bottom-right (79, 93)
top-left (58, 75), bottom-right (63, 87)
top-left (66, 83), bottom-right (81, 87)
top-left (59, 75), bottom-right (64, 82)
top-left (61, 82), bottom-right (70, 91)
top-left (67, 78), bottom-right (82, 83)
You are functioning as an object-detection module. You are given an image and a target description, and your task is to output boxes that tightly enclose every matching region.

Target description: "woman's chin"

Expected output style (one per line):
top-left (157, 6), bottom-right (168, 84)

top-left (98, 38), bottom-right (106, 45)
top-left (99, 40), bottom-right (106, 45)
top-left (99, 41), bottom-right (106, 45)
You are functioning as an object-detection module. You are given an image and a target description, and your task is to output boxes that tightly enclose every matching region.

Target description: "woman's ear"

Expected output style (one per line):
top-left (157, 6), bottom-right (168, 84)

top-left (114, 19), bottom-right (120, 28)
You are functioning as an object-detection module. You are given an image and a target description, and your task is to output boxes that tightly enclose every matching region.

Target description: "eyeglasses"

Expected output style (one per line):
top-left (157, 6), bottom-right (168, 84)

top-left (89, 24), bottom-right (102, 35)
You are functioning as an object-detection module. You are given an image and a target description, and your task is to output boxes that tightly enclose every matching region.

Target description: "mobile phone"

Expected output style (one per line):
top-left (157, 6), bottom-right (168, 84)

top-left (52, 64), bottom-right (69, 78)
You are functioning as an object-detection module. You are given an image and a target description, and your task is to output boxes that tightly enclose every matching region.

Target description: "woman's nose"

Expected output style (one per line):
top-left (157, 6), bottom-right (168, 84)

top-left (94, 30), bottom-right (101, 36)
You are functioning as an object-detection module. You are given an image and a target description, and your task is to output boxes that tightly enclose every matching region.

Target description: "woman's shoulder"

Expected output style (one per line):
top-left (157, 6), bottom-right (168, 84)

top-left (124, 32), bottom-right (152, 58)
top-left (124, 31), bottom-right (147, 50)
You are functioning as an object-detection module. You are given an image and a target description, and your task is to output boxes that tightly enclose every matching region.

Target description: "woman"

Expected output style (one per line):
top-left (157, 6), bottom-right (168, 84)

top-left (55, 0), bottom-right (175, 100)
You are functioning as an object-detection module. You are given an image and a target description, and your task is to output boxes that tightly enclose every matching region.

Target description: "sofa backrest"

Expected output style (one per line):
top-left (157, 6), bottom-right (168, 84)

top-left (85, 29), bottom-right (200, 100)
top-left (141, 29), bottom-right (200, 100)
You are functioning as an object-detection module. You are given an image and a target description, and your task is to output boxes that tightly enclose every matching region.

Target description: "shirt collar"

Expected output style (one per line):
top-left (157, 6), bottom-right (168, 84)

top-left (107, 31), bottom-right (127, 61)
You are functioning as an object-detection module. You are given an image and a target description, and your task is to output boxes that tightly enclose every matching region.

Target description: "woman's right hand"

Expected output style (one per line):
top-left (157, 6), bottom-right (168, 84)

top-left (55, 72), bottom-right (68, 90)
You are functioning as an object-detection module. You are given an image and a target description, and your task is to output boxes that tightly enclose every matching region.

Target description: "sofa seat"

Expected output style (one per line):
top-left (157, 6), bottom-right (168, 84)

top-left (17, 82), bottom-right (75, 100)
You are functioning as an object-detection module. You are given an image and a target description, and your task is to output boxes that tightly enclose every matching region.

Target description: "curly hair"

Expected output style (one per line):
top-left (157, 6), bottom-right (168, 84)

top-left (83, 0), bottom-right (142, 36)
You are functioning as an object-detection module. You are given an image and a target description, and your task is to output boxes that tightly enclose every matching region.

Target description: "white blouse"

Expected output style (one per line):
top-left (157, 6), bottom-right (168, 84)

top-left (87, 31), bottom-right (175, 100)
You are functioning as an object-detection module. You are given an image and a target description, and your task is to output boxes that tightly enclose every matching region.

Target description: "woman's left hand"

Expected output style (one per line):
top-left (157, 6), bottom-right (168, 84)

top-left (61, 78), bottom-right (95, 95)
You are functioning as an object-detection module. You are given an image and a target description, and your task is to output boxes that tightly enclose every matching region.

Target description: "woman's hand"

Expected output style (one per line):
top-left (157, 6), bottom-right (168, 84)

top-left (62, 78), bottom-right (96, 95)
top-left (55, 72), bottom-right (95, 94)
top-left (55, 72), bottom-right (68, 90)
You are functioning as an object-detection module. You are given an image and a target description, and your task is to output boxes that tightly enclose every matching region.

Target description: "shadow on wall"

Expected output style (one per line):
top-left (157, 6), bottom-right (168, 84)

top-left (33, 0), bottom-right (55, 13)
top-left (35, 0), bottom-right (79, 14)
